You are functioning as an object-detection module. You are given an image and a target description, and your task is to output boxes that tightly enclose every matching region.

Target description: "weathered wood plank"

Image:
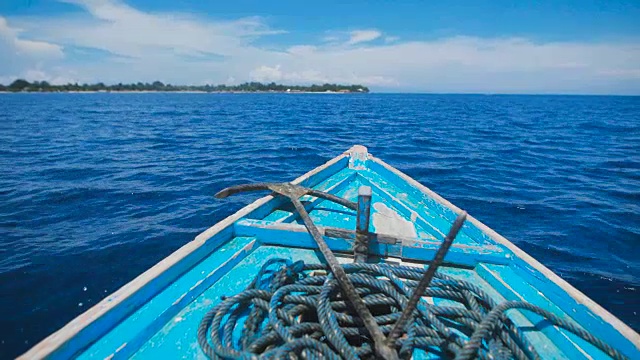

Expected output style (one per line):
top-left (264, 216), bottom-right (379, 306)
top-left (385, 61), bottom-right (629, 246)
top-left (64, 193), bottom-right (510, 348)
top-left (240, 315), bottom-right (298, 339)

top-left (78, 237), bottom-right (258, 360)
top-left (367, 160), bottom-right (492, 245)
top-left (354, 185), bottom-right (373, 262)
top-left (478, 264), bottom-right (592, 359)
top-left (234, 219), bottom-right (509, 266)
top-left (131, 245), bottom-right (327, 359)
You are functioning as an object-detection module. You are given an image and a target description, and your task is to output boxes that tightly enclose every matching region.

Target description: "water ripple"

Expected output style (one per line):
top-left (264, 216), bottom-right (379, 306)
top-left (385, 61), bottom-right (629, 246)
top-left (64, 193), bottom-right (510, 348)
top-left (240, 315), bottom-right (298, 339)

top-left (0, 93), bottom-right (638, 357)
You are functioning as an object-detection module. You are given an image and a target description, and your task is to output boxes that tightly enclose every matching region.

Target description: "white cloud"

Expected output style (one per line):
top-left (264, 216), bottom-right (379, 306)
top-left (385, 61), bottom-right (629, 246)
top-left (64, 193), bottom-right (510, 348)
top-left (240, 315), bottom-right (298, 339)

top-left (598, 68), bottom-right (640, 79)
top-left (321, 35), bottom-right (340, 43)
top-left (347, 30), bottom-right (382, 45)
top-left (27, 0), bottom-right (281, 60)
top-left (384, 36), bottom-right (399, 43)
top-left (2, 0), bottom-right (640, 93)
top-left (0, 17), bottom-right (63, 58)
top-left (250, 65), bottom-right (284, 82)
top-left (249, 64), bottom-right (397, 86)
top-left (0, 16), bottom-right (66, 82)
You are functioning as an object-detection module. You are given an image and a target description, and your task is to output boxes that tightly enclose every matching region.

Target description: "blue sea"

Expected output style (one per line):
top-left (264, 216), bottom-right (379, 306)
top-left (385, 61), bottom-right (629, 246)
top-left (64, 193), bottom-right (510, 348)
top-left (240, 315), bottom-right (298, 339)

top-left (0, 93), bottom-right (638, 357)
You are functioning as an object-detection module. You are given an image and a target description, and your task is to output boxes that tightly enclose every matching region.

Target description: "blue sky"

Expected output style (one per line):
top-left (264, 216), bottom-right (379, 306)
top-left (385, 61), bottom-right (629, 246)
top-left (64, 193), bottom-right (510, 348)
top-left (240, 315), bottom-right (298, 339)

top-left (1, 0), bottom-right (639, 93)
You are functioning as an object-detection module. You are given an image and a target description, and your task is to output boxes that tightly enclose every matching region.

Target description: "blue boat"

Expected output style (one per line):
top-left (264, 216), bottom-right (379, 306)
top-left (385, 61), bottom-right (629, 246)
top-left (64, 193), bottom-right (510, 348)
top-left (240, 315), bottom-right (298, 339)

top-left (22, 145), bottom-right (639, 359)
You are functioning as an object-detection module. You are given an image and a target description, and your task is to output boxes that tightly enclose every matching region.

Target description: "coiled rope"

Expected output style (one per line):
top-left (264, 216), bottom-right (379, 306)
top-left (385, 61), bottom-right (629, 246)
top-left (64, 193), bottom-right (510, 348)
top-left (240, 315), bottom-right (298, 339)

top-left (197, 258), bottom-right (627, 360)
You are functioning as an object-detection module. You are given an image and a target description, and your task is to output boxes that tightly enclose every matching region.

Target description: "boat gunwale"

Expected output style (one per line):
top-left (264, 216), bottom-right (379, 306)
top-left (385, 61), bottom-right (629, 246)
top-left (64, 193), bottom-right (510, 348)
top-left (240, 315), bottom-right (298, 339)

top-left (19, 151), bottom-right (350, 359)
top-left (369, 152), bottom-right (640, 350)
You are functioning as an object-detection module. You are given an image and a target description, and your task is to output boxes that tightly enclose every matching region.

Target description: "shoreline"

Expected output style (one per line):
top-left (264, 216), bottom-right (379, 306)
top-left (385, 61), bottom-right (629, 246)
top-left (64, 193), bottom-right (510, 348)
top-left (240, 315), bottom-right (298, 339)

top-left (0, 90), bottom-right (362, 94)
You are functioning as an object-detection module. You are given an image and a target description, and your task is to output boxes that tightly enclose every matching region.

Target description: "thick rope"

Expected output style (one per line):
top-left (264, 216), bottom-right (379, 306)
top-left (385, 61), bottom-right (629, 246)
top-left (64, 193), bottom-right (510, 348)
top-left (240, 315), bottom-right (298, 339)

top-left (197, 259), bottom-right (628, 360)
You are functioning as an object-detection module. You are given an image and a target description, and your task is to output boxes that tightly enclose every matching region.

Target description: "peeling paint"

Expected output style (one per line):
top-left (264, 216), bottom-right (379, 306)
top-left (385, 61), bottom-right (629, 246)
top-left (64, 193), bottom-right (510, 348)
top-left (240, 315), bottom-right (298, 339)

top-left (372, 202), bottom-right (417, 238)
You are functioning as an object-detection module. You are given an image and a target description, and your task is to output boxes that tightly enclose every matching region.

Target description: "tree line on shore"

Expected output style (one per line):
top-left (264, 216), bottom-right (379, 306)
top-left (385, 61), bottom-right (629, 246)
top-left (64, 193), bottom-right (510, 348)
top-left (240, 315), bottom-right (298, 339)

top-left (0, 79), bottom-right (370, 93)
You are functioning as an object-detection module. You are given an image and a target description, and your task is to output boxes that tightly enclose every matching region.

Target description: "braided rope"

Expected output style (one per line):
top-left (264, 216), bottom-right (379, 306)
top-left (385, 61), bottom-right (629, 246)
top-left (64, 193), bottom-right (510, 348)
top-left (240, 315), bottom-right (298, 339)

top-left (197, 259), bottom-right (628, 360)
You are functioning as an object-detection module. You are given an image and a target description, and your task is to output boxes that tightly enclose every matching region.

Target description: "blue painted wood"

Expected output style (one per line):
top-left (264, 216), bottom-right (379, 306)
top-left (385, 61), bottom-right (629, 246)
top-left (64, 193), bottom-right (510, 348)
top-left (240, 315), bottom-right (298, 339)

top-left (132, 246), bottom-right (326, 359)
top-left (358, 171), bottom-right (485, 248)
top-left (305, 177), bottom-right (360, 228)
top-left (233, 219), bottom-right (509, 266)
top-left (478, 264), bottom-right (596, 359)
top-left (354, 185), bottom-right (372, 262)
top-left (27, 147), bottom-right (639, 360)
top-left (234, 219), bottom-right (355, 253)
top-left (509, 257), bottom-right (640, 359)
top-left (246, 156), bottom-right (350, 221)
top-left (45, 226), bottom-right (235, 360)
top-left (366, 162), bottom-right (493, 245)
top-left (264, 168), bottom-right (357, 223)
top-left (77, 236), bottom-right (258, 359)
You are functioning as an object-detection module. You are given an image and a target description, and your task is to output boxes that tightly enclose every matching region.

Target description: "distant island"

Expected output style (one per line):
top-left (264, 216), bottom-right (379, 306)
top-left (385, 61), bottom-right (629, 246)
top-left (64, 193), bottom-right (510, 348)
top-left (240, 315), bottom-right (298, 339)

top-left (0, 79), bottom-right (369, 93)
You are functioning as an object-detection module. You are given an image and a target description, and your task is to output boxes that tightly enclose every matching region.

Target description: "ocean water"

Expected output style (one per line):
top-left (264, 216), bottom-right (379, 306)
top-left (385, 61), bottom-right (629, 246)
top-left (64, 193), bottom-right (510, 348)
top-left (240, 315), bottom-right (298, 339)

top-left (0, 93), bottom-right (638, 357)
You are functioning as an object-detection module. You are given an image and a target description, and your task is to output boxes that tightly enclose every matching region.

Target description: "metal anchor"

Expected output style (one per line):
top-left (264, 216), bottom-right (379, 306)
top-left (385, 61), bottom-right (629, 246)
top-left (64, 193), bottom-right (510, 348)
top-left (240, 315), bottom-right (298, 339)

top-left (215, 182), bottom-right (357, 211)
top-left (216, 182), bottom-right (399, 360)
top-left (216, 181), bottom-right (468, 359)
